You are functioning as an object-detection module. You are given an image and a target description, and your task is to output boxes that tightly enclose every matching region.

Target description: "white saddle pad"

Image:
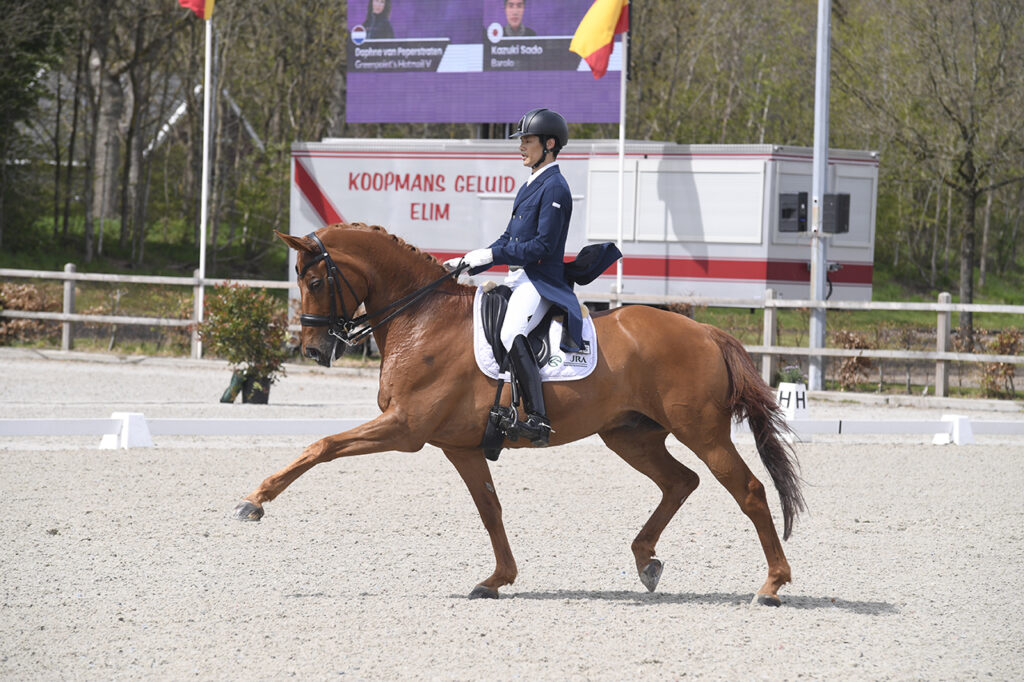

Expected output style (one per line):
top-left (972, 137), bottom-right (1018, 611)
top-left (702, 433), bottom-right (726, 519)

top-left (473, 287), bottom-right (598, 382)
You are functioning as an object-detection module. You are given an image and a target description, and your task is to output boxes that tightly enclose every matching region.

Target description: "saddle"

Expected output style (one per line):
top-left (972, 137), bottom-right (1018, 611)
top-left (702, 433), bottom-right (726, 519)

top-left (479, 283), bottom-right (574, 369)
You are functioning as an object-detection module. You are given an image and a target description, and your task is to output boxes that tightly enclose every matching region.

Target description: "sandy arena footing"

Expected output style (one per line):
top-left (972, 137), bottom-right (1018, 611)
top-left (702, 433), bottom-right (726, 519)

top-left (1, 349), bottom-right (1022, 679)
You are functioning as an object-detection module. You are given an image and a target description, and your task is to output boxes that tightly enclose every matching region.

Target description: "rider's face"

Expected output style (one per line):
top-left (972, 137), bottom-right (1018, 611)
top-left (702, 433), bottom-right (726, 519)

top-left (505, 0), bottom-right (524, 29)
top-left (519, 134), bottom-right (549, 168)
top-left (372, 0), bottom-right (385, 14)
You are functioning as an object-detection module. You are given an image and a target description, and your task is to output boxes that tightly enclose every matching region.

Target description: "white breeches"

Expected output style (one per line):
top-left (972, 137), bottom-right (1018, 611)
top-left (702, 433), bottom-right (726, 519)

top-left (500, 269), bottom-right (552, 351)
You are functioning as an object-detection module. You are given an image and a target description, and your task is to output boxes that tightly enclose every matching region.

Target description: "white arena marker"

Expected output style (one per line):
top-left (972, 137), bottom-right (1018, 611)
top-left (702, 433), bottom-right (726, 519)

top-left (775, 382), bottom-right (809, 443)
top-left (99, 412), bottom-right (154, 450)
top-left (776, 382), bottom-right (809, 421)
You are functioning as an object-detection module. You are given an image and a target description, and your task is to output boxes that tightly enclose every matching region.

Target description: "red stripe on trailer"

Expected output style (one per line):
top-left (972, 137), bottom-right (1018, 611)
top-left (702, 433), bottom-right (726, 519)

top-left (621, 256), bottom-right (872, 284)
top-left (423, 252), bottom-right (872, 285)
top-left (294, 158), bottom-right (346, 226)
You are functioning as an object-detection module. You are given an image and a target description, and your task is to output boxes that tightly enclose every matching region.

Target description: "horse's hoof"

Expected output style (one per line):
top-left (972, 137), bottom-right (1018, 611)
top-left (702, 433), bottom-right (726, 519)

top-left (468, 585), bottom-right (500, 600)
top-left (640, 559), bottom-right (664, 593)
top-left (232, 500), bottom-right (264, 522)
top-left (754, 593), bottom-right (782, 607)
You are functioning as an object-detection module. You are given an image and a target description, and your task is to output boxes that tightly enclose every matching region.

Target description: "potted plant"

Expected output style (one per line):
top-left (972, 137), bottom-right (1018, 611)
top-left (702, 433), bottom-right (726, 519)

top-left (776, 364), bottom-right (806, 387)
top-left (198, 284), bottom-right (291, 404)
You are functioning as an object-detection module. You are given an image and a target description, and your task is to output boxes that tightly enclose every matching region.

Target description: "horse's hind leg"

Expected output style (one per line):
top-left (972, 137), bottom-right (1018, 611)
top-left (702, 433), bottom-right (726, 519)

top-left (599, 424), bottom-right (701, 593)
top-left (442, 449), bottom-right (518, 599)
top-left (681, 429), bottom-right (791, 606)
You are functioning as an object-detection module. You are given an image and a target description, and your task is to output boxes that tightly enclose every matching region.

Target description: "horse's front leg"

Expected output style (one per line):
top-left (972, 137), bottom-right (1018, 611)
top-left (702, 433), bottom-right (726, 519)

top-left (232, 410), bottom-right (421, 521)
top-left (442, 449), bottom-right (517, 599)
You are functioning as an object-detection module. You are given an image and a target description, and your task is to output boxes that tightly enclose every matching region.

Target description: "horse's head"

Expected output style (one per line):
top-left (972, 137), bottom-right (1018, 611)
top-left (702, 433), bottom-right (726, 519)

top-left (277, 228), bottom-right (367, 367)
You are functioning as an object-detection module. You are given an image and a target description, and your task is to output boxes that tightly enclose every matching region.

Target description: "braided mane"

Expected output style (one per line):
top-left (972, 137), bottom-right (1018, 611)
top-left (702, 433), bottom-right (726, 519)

top-left (339, 222), bottom-right (445, 268)
top-left (316, 222), bottom-right (470, 306)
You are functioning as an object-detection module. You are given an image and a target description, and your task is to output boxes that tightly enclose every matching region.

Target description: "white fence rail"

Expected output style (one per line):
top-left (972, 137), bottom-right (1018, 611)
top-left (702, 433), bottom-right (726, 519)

top-left (2, 265), bottom-right (1022, 397)
top-left (0, 264), bottom-right (296, 357)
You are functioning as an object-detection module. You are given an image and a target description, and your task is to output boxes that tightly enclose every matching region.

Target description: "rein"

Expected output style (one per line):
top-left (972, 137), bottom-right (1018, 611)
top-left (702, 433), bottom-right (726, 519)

top-left (298, 232), bottom-right (467, 346)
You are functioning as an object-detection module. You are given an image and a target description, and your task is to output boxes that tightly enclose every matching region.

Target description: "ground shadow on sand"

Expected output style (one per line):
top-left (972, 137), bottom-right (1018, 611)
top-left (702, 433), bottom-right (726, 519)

top-left (489, 590), bottom-right (897, 614)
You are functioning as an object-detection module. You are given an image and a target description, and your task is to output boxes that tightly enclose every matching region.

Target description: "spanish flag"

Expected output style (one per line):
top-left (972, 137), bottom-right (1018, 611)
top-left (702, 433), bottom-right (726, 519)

top-left (569, 0), bottom-right (629, 80)
top-left (178, 0), bottom-right (214, 20)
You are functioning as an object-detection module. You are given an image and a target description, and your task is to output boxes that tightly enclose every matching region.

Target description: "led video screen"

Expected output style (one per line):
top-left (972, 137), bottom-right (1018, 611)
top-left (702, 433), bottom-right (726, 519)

top-left (346, 0), bottom-right (623, 123)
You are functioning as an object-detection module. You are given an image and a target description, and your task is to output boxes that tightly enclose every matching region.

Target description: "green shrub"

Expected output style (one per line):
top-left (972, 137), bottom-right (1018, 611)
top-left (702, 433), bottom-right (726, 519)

top-left (197, 284), bottom-right (290, 383)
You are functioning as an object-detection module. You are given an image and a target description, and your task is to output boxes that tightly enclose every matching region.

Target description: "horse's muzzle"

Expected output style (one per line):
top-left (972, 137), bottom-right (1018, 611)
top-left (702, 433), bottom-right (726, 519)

top-left (305, 341), bottom-right (340, 367)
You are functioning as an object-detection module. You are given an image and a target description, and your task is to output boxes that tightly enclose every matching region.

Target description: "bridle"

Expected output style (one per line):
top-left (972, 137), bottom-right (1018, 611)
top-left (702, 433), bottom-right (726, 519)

top-left (297, 231), bottom-right (466, 348)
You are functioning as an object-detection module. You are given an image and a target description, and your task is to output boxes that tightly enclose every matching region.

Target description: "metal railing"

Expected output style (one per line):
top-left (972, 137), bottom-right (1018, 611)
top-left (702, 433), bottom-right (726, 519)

top-left (2, 265), bottom-right (1022, 397)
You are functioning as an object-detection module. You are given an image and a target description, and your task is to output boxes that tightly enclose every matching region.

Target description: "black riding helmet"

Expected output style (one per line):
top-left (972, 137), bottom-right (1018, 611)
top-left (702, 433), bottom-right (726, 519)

top-left (509, 108), bottom-right (569, 166)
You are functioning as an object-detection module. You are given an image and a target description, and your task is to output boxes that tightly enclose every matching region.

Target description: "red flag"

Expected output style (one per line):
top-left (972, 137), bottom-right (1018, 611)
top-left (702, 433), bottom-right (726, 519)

top-left (178, 0), bottom-right (214, 20)
top-left (569, 0), bottom-right (629, 79)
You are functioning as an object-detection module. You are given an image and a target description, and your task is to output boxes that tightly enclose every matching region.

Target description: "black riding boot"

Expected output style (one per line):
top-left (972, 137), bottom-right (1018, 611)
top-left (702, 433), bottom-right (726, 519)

top-left (509, 334), bottom-right (551, 447)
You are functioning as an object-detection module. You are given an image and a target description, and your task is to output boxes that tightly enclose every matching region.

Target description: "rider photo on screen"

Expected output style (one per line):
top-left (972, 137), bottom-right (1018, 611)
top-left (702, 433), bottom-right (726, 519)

top-left (363, 0), bottom-right (395, 39)
top-left (502, 0), bottom-right (535, 37)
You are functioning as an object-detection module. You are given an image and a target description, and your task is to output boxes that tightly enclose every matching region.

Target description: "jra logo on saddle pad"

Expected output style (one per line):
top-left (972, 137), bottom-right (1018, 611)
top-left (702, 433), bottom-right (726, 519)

top-left (472, 288), bottom-right (598, 382)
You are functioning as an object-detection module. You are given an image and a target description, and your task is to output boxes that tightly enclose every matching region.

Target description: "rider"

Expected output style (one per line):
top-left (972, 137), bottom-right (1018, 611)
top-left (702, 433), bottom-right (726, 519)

top-left (445, 107), bottom-right (574, 447)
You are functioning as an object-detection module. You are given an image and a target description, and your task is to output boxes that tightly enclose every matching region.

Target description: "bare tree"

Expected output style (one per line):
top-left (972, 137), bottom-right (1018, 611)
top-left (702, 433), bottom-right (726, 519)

top-left (835, 0), bottom-right (1024, 343)
top-left (630, 0), bottom-right (818, 145)
top-left (0, 0), bottom-right (69, 249)
top-left (76, 0), bottom-right (183, 262)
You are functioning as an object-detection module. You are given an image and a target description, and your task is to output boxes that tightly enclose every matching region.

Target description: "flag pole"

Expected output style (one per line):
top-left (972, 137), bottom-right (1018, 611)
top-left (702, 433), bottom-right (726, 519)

top-left (195, 15), bottom-right (212, 357)
top-left (614, 29), bottom-right (627, 308)
top-left (808, 0), bottom-right (831, 390)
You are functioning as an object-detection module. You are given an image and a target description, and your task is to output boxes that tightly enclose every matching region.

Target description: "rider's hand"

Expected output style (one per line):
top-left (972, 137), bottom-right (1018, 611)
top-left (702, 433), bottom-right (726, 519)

top-left (443, 256), bottom-right (463, 271)
top-left (463, 248), bottom-right (493, 268)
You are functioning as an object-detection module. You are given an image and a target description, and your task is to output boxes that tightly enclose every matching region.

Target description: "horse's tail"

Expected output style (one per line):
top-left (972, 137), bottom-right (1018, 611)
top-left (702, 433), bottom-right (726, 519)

top-left (706, 325), bottom-right (806, 540)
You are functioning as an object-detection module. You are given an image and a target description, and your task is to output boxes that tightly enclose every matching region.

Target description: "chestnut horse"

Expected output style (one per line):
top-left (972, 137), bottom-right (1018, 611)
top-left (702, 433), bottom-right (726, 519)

top-left (233, 223), bottom-right (805, 605)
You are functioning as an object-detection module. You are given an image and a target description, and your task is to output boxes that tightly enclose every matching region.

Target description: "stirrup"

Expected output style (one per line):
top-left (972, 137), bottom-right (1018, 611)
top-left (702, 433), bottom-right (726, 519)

top-left (489, 405), bottom-right (519, 442)
top-left (518, 414), bottom-right (552, 447)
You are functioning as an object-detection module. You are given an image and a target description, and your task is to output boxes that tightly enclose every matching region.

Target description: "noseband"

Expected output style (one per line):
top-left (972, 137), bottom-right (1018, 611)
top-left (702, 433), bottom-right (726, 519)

top-left (297, 232), bottom-right (466, 347)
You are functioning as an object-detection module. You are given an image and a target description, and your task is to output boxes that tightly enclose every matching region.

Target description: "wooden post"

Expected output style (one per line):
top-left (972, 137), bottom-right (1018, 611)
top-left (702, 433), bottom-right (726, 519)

top-left (61, 263), bottom-right (76, 351)
top-left (936, 292), bottom-right (951, 397)
top-left (762, 288), bottom-right (778, 385)
top-left (192, 268), bottom-right (202, 359)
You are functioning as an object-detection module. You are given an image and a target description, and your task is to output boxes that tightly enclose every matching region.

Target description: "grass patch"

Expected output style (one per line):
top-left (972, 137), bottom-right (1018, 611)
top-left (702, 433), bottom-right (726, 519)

top-left (2, 215), bottom-right (290, 281)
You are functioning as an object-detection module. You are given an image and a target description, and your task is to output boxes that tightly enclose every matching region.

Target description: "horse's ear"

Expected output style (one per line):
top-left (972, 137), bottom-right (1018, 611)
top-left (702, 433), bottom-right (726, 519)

top-left (275, 230), bottom-right (316, 253)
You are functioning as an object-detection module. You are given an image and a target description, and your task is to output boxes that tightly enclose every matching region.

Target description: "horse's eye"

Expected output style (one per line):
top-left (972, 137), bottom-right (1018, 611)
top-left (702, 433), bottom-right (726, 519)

top-left (309, 278), bottom-right (323, 291)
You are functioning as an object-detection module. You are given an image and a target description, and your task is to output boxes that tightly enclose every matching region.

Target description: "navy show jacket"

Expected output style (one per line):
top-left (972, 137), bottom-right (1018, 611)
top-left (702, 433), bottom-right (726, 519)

top-left (471, 164), bottom-right (619, 351)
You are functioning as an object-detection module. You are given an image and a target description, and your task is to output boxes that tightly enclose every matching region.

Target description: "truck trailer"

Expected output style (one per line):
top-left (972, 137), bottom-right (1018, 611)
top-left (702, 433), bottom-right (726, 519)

top-left (290, 138), bottom-right (879, 303)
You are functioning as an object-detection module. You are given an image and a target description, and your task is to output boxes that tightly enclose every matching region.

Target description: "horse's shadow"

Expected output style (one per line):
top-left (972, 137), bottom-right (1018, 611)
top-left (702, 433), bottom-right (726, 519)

top-left (489, 589), bottom-right (898, 615)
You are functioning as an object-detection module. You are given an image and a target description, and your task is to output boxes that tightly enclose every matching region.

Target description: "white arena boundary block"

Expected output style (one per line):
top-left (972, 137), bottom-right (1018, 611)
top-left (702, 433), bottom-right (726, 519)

top-left (732, 414), bottom-right (1020, 446)
top-left (99, 412), bottom-right (154, 449)
top-left (0, 418), bottom-right (122, 436)
top-left (146, 418), bottom-right (370, 436)
top-left (0, 414), bottom-right (1020, 449)
top-left (931, 414), bottom-right (974, 445)
top-left (0, 414), bottom-right (371, 449)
